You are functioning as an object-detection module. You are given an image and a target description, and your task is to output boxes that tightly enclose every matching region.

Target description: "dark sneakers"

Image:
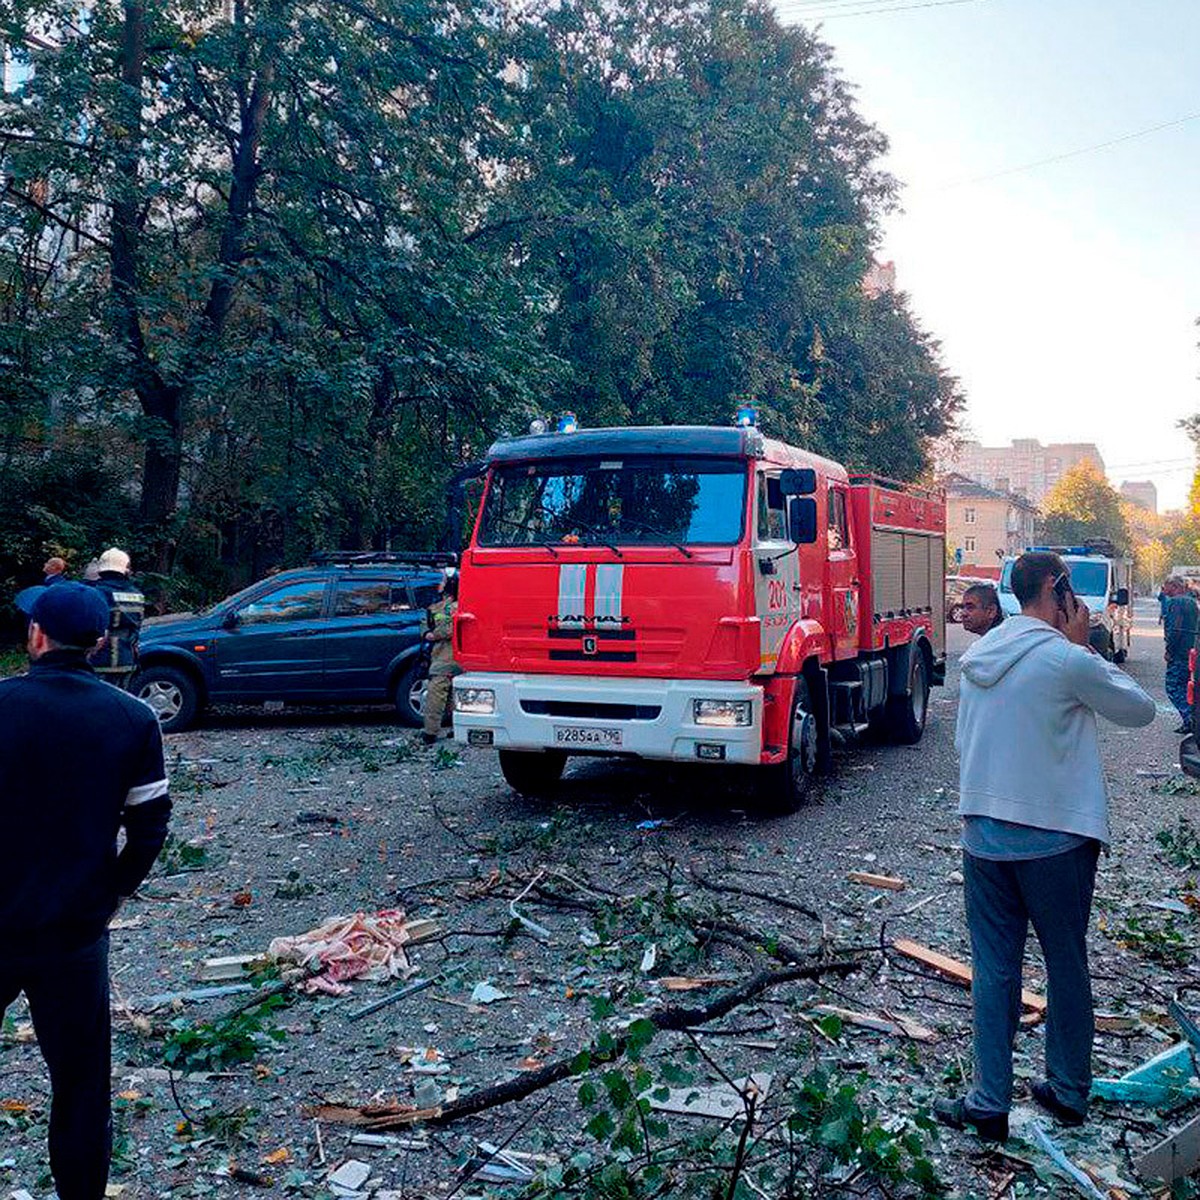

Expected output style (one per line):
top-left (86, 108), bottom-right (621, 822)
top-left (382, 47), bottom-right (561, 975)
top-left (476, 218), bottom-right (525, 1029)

top-left (1030, 1080), bottom-right (1086, 1127)
top-left (933, 1096), bottom-right (1008, 1143)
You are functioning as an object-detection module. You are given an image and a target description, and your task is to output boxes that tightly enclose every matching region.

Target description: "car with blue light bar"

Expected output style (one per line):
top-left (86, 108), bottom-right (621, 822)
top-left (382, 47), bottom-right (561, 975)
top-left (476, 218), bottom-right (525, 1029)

top-left (998, 543), bottom-right (1132, 661)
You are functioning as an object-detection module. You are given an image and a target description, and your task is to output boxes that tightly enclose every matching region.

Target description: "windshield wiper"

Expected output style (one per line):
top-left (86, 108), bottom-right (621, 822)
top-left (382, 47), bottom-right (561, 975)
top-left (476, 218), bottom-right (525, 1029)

top-left (617, 515), bottom-right (694, 558)
top-left (560, 517), bottom-right (623, 557)
top-left (490, 515), bottom-right (560, 557)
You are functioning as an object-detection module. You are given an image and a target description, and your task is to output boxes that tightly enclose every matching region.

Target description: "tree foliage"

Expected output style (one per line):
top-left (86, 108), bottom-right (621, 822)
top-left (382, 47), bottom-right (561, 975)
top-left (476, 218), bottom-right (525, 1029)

top-left (0, 0), bottom-right (962, 597)
top-left (1039, 461), bottom-right (1131, 553)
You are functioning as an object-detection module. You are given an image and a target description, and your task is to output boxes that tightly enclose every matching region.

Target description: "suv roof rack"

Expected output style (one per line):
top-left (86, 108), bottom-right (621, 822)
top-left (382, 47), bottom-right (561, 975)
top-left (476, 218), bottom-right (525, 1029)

top-left (310, 550), bottom-right (457, 568)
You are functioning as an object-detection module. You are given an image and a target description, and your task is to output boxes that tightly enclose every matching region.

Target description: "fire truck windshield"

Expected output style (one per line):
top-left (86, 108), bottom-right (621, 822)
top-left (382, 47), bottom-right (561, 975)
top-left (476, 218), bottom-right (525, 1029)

top-left (479, 457), bottom-right (746, 548)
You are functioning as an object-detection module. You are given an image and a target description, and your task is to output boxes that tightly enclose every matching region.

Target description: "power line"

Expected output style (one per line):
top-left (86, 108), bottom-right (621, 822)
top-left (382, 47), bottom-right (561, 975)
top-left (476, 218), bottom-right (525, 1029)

top-left (778, 0), bottom-right (983, 20)
top-left (1109, 457), bottom-right (1196, 471)
top-left (942, 109), bottom-right (1200, 188)
top-left (776, 0), bottom-right (933, 10)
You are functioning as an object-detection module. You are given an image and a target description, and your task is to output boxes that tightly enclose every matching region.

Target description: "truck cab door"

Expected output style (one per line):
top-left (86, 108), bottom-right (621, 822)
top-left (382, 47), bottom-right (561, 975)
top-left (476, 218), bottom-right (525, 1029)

top-left (826, 484), bottom-right (860, 659)
top-left (753, 472), bottom-right (802, 673)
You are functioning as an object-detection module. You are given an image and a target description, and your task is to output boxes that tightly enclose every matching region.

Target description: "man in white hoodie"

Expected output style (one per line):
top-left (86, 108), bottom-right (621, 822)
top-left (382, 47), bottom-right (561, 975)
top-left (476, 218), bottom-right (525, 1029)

top-left (937, 551), bottom-right (1155, 1143)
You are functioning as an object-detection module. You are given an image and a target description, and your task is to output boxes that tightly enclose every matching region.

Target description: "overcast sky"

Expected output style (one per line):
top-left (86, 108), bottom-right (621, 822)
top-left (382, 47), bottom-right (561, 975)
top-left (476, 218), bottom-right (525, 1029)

top-left (779, 0), bottom-right (1200, 509)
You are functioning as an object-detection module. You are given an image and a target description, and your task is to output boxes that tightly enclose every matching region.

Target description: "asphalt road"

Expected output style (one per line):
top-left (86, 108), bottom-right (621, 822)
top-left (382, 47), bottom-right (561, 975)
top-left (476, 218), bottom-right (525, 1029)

top-left (2, 598), bottom-right (1190, 1197)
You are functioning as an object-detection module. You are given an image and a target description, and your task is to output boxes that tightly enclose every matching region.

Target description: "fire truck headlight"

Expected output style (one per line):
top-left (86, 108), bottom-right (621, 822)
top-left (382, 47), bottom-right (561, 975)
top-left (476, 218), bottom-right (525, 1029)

top-left (693, 699), bottom-right (752, 727)
top-left (454, 687), bottom-right (496, 715)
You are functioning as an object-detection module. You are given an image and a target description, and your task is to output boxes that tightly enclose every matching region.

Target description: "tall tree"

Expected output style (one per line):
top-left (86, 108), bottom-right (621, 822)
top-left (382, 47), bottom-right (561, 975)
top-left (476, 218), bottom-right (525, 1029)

top-left (0, 0), bottom-right (555, 568)
top-left (1040, 462), bottom-right (1131, 552)
top-left (482, 0), bottom-right (961, 471)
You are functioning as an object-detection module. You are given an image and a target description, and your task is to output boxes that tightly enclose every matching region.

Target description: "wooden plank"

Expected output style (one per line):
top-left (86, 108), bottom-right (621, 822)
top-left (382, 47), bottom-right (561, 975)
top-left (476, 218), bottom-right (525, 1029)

top-left (810, 1004), bottom-right (936, 1043)
top-left (403, 918), bottom-right (443, 944)
top-left (1136, 1110), bottom-right (1200, 1182)
top-left (198, 954), bottom-right (266, 981)
top-left (891, 938), bottom-right (1047, 1014)
top-left (847, 871), bottom-right (906, 892)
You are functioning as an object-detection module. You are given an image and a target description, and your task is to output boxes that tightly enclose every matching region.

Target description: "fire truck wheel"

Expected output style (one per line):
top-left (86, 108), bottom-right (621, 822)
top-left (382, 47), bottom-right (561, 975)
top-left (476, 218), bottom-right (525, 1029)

top-left (887, 649), bottom-right (929, 745)
top-left (499, 749), bottom-right (567, 796)
top-left (757, 677), bottom-right (819, 813)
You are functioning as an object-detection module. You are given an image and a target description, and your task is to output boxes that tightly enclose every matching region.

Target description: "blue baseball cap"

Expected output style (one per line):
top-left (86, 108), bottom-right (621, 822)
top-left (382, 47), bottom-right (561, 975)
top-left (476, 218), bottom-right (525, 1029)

top-left (15, 582), bottom-right (111, 648)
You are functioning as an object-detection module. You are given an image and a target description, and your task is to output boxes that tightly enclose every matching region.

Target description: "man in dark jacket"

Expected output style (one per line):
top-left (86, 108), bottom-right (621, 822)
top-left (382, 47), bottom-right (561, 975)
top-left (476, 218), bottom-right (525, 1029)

top-left (1163, 578), bottom-right (1199, 733)
top-left (87, 546), bottom-right (145, 689)
top-left (2, 583), bottom-right (171, 1200)
top-left (43, 555), bottom-right (68, 585)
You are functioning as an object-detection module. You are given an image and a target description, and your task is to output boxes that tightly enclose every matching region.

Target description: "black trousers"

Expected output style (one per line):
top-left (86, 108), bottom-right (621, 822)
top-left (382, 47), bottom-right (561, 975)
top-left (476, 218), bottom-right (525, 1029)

top-left (0, 934), bottom-right (112, 1200)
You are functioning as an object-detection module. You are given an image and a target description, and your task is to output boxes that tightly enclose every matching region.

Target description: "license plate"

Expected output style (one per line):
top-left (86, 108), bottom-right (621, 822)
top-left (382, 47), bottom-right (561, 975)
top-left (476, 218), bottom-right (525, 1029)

top-left (553, 725), bottom-right (623, 748)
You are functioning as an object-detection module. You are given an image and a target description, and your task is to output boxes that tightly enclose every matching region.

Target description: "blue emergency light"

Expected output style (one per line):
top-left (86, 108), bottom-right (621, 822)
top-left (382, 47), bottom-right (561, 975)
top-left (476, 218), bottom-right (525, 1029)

top-left (556, 412), bottom-right (578, 434)
top-left (735, 405), bottom-right (758, 428)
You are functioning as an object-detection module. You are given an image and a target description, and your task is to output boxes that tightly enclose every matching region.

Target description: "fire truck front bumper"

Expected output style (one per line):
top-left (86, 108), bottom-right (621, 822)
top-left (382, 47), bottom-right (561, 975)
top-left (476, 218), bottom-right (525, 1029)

top-left (451, 673), bottom-right (764, 765)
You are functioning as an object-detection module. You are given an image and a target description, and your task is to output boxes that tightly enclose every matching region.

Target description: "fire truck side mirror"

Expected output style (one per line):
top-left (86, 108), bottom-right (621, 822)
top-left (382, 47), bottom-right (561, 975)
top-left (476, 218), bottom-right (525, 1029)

top-left (780, 468), bottom-right (817, 496)
top-left (1114, 587), bottom-right (1130, 607)
top-left (788, 497), bottom-right (818, 544)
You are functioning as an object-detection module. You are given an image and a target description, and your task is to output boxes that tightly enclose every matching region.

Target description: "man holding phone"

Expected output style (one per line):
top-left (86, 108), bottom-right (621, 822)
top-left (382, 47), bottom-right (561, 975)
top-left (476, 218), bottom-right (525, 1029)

top-left (937, 551), bottom-right (1154, 1142)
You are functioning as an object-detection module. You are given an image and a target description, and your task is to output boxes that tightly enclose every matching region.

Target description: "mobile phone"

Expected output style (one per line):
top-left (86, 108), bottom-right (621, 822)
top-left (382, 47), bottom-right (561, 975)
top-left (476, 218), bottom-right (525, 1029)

top-left (1053, 572), bottom-right (1076, 615)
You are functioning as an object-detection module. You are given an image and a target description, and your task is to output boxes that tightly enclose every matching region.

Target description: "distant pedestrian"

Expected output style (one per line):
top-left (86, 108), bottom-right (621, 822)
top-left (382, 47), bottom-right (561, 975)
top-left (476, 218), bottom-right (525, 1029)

top-left (83, 559), bottom-right (100, 582)
top-left (1163, 578), bottom-right (1199, 733)
top-left (937, 551), bottom-right (1154, 1143)
top-left (87, 548), bottom-right (144, 690)
top-left (960, 583), bottom-right (1004, 637)
top-left (3, 582), bottom-right (171, 1200)
top-left (43, 556), bottom-right (68, 586)
top-left (421, 571), bottom-right (460, 744)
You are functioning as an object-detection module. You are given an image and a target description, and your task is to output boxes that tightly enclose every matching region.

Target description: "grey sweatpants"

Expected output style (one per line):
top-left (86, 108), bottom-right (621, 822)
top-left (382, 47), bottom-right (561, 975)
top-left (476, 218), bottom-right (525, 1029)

top-left (963, 841), bottom-right (1100, 1116)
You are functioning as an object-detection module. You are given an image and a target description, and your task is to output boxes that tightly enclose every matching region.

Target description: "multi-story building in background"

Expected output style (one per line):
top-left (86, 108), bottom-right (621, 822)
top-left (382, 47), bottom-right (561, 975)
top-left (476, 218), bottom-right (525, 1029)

top-left (946, 438), bottom-right (1105, 506)
top-left (1119, 480), bottom-right (1158, 513)
top-left (943, 473), bottom-right (1038, 578)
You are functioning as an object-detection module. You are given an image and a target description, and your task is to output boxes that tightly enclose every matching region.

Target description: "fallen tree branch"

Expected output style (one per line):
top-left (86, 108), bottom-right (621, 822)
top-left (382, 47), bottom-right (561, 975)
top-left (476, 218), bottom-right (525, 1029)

top-left (308, 954), bottom-right (866, 1130)
top-left (689, 867), bottom-right (821, 921)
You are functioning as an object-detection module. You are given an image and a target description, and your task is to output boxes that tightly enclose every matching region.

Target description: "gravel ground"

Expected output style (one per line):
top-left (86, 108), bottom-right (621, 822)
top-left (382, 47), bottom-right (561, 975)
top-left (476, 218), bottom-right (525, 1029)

top-left (2, 600), bottom-right (1198, 1199)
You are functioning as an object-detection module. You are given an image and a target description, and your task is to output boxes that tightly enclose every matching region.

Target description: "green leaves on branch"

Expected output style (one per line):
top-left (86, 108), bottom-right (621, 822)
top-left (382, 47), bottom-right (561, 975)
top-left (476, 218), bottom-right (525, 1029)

top-left (2, 0), bottom-right (961, 592)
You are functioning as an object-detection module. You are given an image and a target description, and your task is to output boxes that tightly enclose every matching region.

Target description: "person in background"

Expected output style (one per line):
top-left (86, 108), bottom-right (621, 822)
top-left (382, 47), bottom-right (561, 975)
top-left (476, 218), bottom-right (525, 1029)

top-left (937, 551), bottom-right (1155, 1143)
top-left (87, 548), bottom-right (145, 690)
top-left (43, 556), bottom-right (68, 586)
top-left (421, 571), bottom-right (460, 745)
top-left (960, 583), bottom-right (1005, 638)
top-left (1163, 577), bottom-right (1199, 734)
top-left (83, 560), bottom-right (101, 582)
top-left (2, 583), bottom-right (171, 1200)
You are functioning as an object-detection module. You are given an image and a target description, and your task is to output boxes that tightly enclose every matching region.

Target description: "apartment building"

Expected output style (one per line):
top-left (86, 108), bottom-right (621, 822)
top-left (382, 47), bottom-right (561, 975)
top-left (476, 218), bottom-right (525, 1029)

top-left (947, 438), bottom-right (1105, 506)
top-left (1119, 480), bottom-right (1158, 513)
top-left (944, 473), bottom-right (1038, 577)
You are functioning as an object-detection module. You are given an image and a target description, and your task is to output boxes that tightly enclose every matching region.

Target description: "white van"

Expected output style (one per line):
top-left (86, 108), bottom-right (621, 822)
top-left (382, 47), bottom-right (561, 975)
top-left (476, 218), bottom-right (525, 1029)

top-left (998, 546), bottom-right (1133, 662)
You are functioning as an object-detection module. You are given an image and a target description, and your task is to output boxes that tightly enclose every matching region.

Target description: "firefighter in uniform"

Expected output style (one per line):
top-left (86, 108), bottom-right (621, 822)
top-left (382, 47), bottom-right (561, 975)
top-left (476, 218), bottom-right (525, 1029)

top-left (422, 572), bottom-right (460, 744)
top-left (87, 548), bottom-right (145, 690)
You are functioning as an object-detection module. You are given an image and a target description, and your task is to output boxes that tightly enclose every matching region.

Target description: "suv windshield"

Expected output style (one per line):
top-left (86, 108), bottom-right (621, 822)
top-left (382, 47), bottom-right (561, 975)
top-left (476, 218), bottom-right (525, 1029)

top-left (479, 457), bottom-right (747, 548)
top-left (1000, 559), bottom-right (1110, 597)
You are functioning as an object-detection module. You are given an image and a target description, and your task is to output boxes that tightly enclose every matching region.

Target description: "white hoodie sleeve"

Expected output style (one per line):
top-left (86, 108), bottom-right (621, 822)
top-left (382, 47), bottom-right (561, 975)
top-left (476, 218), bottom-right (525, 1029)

top-left (1063, 644), bottom-right (1157, 727)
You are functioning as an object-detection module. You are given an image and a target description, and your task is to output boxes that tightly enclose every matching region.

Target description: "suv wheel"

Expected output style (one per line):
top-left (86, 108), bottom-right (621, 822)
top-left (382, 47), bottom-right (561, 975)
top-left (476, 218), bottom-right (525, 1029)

top-left (392, 660), bottom-right (426, 727)
top-left (131, 665), bottom-right (201, 733)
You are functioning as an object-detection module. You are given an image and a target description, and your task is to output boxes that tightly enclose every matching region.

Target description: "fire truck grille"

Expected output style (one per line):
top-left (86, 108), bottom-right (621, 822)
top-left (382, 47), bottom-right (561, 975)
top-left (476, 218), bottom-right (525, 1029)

top-left (548, 649), bottom-right (637, 663)
top-left (520, 700), bottom-right (662, 721)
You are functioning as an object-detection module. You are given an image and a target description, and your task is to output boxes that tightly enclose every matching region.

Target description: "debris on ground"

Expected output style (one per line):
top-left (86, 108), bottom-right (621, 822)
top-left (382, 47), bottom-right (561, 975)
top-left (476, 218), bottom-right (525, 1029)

top-left (266, 910), bottom-right (438, 994)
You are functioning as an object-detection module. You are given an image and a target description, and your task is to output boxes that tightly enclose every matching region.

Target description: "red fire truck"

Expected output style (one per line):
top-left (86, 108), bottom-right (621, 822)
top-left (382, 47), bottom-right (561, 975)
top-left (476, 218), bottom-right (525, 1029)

top-left (451, 422), bottom-right (946, 808)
